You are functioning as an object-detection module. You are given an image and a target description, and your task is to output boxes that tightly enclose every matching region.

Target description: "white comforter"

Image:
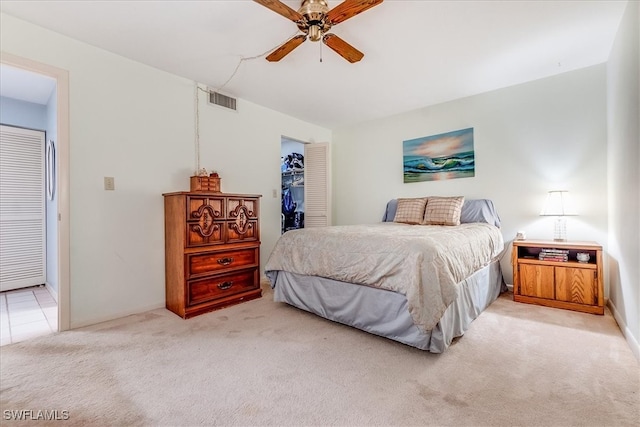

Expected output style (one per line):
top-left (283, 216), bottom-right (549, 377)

top-left (265, 222), bottom-right (504, 331)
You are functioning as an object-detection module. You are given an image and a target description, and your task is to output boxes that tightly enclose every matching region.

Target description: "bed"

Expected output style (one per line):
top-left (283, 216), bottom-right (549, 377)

top-left (265, 197), bottom-right (506, 353)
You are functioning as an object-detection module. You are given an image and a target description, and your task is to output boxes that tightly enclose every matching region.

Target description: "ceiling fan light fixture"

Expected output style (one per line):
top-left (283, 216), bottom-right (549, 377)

top-left (308, 25), bottom-right (322, 42)
top-left (299, 0), bottom-right (329, 21)
top-left (254, 0), bottom-right (383, 62)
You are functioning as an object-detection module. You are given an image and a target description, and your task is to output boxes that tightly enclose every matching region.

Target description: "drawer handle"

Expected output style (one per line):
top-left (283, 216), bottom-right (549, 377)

top-left (217, 281), bottom-right (233, 290)
top-left (217, 257), bottom-right (234, 266)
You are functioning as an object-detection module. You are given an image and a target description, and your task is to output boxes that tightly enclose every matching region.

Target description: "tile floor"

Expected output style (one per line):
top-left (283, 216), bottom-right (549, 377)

top-left (0, 286), bottom-right (57, 347)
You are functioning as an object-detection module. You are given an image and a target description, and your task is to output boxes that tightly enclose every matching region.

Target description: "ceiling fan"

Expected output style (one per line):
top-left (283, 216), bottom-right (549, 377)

top-left (254, 0), bottom-right (383, 63)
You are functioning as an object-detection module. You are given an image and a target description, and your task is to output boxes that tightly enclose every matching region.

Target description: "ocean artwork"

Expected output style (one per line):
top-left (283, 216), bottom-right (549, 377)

top-left (403, 128), bottom-right (475, 183)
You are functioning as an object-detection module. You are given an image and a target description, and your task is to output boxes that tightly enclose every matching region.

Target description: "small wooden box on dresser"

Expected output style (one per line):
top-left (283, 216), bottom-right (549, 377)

top-left (163, 191), bottom-right (262, 318)
top-left (512, 240), bottom-right (604, 315)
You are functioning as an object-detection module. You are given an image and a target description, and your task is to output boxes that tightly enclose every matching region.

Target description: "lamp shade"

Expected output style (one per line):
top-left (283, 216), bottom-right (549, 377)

top-left (540, 190), bottom-right (576, 216)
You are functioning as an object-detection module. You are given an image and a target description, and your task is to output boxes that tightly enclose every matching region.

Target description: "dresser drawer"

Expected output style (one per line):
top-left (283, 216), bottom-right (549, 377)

top-left (188, 269), bottom-right (258, 306)
top-left (226, 198), bottom-right (259, 243)
top-left (226, 220), bottom-right (259, 243)
top-left (187, 248), bottom-right (258, 278)
top-left (227, 197), bottom-right (258, 219)
top-left (187, 222), bottom-right (224, 247)
top-left (186, 196), bottom-right (225, 247)
top-left (188, 196), bottom-right (225, 218)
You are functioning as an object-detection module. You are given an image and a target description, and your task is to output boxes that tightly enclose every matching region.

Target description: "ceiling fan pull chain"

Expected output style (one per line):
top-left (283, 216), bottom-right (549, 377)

top-left (320, 41), bottom-right (323, 63)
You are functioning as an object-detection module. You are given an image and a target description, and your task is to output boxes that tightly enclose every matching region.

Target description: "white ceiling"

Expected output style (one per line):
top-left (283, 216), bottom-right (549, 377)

top-left (0, 0), bottom-right (628, 129)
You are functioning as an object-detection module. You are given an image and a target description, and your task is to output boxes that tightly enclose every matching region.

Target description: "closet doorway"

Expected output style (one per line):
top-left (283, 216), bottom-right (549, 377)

top-left (281, 138), bottom-right (305, 233)
top-left (280, 137), bottom-right (331, 233)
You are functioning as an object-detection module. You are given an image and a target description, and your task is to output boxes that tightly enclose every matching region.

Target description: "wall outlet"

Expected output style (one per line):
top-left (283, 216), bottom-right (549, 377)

top-left (272, 189), bottom-right (278, 198)
top-left (104, 177), bottom-right (115, 191)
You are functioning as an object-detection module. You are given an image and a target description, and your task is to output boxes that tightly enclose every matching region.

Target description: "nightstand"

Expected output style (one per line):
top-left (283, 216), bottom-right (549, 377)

top-left (512, 240), bottom-right (604, 315)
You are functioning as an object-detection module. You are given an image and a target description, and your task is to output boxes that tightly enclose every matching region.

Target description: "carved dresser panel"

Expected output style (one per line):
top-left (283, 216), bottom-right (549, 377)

top-left (163, 191), bottom-right (262, 318)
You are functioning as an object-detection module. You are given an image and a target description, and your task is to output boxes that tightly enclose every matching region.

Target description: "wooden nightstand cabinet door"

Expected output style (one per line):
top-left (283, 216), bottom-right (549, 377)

top-left (520, 264), bottom-right (555, 299)
top-left (555, 267), bottom-right (596, 305)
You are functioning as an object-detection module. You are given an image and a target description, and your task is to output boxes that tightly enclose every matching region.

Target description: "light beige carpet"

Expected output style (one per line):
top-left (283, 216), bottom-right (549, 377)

top-left (0, 284), bottom-right (638, 426)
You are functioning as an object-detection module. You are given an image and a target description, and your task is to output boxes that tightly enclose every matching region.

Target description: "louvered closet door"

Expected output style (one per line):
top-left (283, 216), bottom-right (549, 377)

top-left (304, 142), bottom-right (331, 227)
top-left (0, 125), bottom-right (46, 291)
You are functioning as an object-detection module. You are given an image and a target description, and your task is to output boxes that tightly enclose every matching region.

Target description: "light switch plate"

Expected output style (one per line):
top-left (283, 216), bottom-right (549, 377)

top-left (104, 177), bottom-right (115, 191)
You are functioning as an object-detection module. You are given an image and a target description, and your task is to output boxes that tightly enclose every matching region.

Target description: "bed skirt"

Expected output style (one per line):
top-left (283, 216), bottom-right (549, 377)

top-left (267, 259), bottom-right (505, 353)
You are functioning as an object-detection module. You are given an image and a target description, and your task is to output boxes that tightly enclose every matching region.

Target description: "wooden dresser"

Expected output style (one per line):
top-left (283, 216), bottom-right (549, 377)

top-left (163, 191), bottom-right (262, 318)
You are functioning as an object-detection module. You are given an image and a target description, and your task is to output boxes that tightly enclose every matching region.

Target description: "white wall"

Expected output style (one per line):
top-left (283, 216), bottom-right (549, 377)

top-left (0, 96), bottom-right (46, 129)
top-left (606, 0), bottom-right (639, 359)
top-left (1, 13), bottom-right (330, 328)
top-left (333, 65), bottom-right (608, 283)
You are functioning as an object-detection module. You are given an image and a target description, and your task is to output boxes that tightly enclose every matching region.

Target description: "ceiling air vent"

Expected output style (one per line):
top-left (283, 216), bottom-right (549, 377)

top-left (208, 91), bottom-right (237, 111)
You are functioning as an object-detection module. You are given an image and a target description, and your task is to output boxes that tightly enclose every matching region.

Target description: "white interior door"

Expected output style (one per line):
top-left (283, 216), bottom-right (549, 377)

top-left (304, 142), bottom-right (331, 227)
top-left (0, 125), bottom-right (46, 291)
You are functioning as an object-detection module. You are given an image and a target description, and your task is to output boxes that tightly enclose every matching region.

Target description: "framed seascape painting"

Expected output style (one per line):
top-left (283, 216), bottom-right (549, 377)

top-left (403, 127), bottom-right (475, 183)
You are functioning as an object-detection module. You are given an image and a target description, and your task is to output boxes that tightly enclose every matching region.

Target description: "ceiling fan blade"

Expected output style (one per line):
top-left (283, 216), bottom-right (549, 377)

top-left (326, 0), bottom-right (383, 25)
top-left (266, 35), bottom-right (307, 62)
top-left (322, 33), bottom-right (364, 63)
top-left (253, 0), bottom-right (303, 22)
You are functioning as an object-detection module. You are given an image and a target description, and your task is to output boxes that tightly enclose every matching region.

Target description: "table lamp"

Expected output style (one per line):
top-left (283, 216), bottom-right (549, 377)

top-left (540, 190), bottom-right (576, 241)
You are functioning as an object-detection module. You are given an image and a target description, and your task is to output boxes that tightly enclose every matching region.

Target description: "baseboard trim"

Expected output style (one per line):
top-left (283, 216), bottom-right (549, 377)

top-left (608, 299), bottom-right (640, 362)
top-left (45, 282), bottom-right (58, 303)
top-left (70, 302), bottom-right (166, 329)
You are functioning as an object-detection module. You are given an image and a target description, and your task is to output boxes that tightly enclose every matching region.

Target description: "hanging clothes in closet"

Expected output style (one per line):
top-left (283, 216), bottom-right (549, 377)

top-left (281, 152), bottom-right (305, 233)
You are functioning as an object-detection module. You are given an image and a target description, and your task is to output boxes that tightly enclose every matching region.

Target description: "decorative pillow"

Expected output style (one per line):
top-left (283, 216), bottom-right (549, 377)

top-left (423, 196), bottom-right (465, 226)
top-left (393, 197), bottom-right (428, 224)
